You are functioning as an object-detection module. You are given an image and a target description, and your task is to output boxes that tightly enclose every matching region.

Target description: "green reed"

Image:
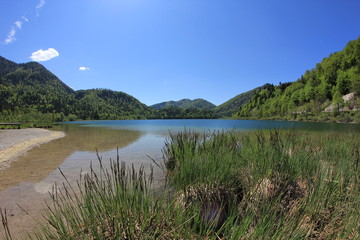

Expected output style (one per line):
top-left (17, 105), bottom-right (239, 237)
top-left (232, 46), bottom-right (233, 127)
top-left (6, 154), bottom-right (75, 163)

top-left (1, 153), bottom-right (214, 240)
top-left (163, 129), bottom-right (360, 239)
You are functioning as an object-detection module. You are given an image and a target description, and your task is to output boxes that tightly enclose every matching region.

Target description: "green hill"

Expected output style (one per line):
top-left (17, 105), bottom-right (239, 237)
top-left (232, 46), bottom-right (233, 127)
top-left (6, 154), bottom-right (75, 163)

top-left (0, 56), bottom-right (154, 121)
top-left (150, 98), bottom-right (216, 110)
top-left (75, 89), bottom-right (154, 120)
top-left (215, 84), bottom-right (272, 117)
top-left (235, 37), bottom-right (360, 122)
top-left (0, 56), bottom-right (76, 117)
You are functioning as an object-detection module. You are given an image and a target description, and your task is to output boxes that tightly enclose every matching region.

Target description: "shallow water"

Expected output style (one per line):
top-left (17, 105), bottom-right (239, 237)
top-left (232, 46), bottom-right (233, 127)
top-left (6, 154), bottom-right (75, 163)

top-left (0, 119), bottom-right (359, 237)
top-left (0, 124), bottom-right (165, 237)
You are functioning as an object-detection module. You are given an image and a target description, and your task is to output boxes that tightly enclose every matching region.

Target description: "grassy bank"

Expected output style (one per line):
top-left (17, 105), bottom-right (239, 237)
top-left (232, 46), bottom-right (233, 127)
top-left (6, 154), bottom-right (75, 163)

top-left (235, 111), bottom-right (360, 124)
top-left (0, 110), bottom-right (61, 129)
top-left (1, 129), bottom-right (359, 239)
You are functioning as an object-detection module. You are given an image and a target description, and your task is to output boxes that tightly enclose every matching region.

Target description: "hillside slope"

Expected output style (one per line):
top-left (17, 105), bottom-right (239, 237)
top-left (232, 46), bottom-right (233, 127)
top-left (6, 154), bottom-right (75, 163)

top-left (215, 84), bottom-right (272, 117)
top-left (0, 56), bottom-right (76, 115)
top-left (235, 37), bottom-right (360, 122)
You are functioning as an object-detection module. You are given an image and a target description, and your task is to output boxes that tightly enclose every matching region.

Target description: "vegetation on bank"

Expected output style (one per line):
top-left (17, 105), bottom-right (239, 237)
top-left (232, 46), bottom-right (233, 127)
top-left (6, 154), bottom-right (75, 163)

top-left (235, 37), bottom-right (360, 122)
top-left (2, 129), bottom-right (359, 239)
top-left (236, 111), bottom-right (360, 124)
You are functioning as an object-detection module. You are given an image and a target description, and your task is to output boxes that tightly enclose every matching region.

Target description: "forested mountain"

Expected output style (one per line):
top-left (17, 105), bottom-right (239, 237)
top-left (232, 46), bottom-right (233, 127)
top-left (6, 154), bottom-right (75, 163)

top-left (1, 37), bottom-right (360, 123)
top-left (0, 56), bottom-right (155, 121)
top-left (235, 37), bottom-right (360, 122)
top-left (74, 89), bottom-right (154, 120)
top-left (151, 98), bottom-right (216, 110)
top-left (0, 56), bottom-right (216, 121)
top-left (0, 56), bottom-right (76, 117)
top-left (154, 106), bottom-right (217, 119)
top-left (215, 84), bottom-right (271, 117)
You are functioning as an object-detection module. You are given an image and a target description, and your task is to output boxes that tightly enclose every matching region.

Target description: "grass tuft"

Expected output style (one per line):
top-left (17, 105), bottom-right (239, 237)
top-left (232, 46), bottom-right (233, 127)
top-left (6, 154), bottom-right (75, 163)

top-left (163, 129), bottom-right (360, 239)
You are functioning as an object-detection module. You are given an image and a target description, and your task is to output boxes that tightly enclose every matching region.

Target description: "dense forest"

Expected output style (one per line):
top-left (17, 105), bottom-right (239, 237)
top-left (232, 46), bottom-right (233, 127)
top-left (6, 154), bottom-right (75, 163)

top-left (151, 98), bottom-right (216, 110)
top-left (0, 57), bottom-right (218, 121)
top-left (74, 89), bottom-right (154, 120)
top-left (235, 37), bottom-right (360, 122)
top-left (1, 37), bottom-right (359, 122)
top-left (154, 106), bottom-right (217, 119)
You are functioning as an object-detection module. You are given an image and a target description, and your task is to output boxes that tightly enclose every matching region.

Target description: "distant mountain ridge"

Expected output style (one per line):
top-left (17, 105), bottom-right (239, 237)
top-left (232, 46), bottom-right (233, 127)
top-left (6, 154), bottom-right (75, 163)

top-left (150, 98), bottom-right (216, 110)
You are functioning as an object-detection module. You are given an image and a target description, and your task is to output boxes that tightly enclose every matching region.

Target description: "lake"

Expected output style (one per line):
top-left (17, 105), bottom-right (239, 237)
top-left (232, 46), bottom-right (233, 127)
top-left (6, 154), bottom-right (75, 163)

top-left (1, 119), bottom-right (359, 237)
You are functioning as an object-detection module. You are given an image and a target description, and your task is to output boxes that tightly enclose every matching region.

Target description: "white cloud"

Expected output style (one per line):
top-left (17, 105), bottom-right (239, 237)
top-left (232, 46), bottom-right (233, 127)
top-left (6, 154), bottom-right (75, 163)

top-left (37, 0), bottom-right (46, 9)
top-left (36, 0), bottom-right (46, 16)
top-left (30, 48), bottom-right (59, 62)
top-left (79, 67), bottom-right (90, 71)
top-left (4, 27), bottom-right (16, 44)
top-left (2, 1), bottom-right (45, 45)
top-left (3, 19), bottom-right (26, 44)
top-left (15, 21), bottom-right (23, 29)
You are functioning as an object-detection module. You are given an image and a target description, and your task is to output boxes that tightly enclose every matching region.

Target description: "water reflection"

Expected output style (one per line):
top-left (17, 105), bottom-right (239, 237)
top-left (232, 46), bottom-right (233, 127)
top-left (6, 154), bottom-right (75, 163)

top-left (2, 119), bottom-right (359, 192)
top-left (0, 125), bottom-right (144, 191)
top-left (33, 133), bottom-right (166, 194)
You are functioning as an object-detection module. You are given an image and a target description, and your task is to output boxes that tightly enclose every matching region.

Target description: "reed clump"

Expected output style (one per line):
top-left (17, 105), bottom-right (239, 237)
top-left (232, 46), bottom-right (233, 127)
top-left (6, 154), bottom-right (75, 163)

top-left (163, 129), bottom-right (360, 239)
top-left (1, 155), bottom-right (209, 239)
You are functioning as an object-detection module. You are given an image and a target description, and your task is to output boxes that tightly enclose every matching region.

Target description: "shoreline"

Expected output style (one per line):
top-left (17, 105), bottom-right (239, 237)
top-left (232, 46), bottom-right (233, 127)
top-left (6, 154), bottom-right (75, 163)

top-left (0, 128), bottom-right (65, 171)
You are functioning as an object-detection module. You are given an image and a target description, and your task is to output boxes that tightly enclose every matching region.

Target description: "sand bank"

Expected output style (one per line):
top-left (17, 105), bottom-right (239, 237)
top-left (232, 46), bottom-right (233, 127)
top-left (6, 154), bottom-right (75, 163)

top-left (0, 128), bottom-right (65, 171)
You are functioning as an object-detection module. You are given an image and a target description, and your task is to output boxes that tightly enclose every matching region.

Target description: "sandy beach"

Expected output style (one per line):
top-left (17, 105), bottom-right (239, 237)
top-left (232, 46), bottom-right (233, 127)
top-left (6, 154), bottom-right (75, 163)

top-left (0, 128), bottom-right (65, 171)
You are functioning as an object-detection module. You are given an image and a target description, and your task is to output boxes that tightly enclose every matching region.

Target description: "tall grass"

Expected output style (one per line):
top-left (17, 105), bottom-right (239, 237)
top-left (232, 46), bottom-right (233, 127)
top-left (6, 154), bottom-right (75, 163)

top-left (1, 154), bottom-right (215, 239)
top-left (163, 129), bottom-right (360, 239)
top-left (1, 129), bottom-right (359, 239)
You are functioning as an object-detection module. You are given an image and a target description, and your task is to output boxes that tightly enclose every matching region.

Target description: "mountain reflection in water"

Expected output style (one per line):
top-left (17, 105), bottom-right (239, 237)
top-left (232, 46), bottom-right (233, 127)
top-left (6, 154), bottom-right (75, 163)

top-left (0, 125), bottom-right (144, 191)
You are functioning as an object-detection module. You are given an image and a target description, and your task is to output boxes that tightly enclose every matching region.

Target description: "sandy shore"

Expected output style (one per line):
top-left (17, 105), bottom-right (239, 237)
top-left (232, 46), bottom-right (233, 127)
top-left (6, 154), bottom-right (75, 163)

top-left (0, 128), bottom-right (65, 171)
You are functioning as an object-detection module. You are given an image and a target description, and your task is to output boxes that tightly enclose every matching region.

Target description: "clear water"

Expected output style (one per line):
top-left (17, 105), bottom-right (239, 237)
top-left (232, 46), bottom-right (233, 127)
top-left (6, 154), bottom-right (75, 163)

top-left (65, 119), bottom-right (360, 132)
top-left (2, 119), bottom-right (358, 191)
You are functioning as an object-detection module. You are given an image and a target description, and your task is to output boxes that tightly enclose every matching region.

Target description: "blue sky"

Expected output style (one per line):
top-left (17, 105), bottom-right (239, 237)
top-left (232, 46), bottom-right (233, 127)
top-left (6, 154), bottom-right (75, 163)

top-left (1, 0), bottom-right (360, 106)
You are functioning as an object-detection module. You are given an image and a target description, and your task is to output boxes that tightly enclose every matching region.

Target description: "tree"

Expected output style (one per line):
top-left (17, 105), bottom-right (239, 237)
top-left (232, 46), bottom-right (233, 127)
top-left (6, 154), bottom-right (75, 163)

top-left (336, 71), bottom-right (351, 95)
top-left (332, 91), bottom-right (343, 112)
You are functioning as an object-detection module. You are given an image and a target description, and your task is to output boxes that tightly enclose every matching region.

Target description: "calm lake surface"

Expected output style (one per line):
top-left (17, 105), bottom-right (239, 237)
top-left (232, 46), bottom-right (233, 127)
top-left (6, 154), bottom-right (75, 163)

top-left (1, 119), bottom-right (359, 236)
